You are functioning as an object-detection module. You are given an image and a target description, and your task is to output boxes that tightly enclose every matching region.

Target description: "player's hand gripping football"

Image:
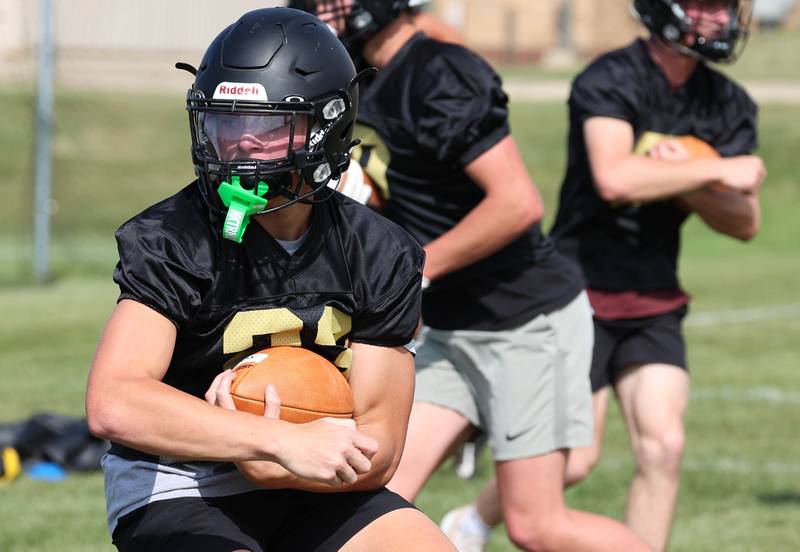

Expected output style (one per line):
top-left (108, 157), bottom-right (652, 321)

top-left (649, 138), bottom-right (766, 195)
top-left (205, 369), bottom-right (378, 487)
top-left (648, 137), bottom-right (694, 162)
top-left (714, 156), bottom-right (766, 195)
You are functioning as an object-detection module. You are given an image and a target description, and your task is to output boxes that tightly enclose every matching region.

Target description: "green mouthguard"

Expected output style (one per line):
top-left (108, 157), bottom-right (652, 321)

top-left (217, 176), bottom-right (270, 243)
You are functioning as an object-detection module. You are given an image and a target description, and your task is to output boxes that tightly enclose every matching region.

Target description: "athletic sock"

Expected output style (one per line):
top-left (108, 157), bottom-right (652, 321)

top-left (460, 503), bottom-right (492, 538)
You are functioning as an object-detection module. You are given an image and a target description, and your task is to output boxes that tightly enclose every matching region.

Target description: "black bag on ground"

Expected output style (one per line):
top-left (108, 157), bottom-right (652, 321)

top-left (0, 413), bottom-right (109, 471)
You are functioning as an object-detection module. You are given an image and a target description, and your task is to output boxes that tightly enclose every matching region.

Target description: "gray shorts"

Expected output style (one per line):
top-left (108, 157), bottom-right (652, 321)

top-left (414, 291), bottom-right (594, 461)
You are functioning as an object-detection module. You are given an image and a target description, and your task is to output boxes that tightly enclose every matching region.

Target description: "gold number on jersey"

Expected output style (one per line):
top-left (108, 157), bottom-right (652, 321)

top-left (316, 306), bottom-right (352, 345)
top-left (223, 308), bottom-right (304, 353)
top-left (223, 307), bottom-right (353, 371)
top-left (352, 123), bottom-right (391, 200)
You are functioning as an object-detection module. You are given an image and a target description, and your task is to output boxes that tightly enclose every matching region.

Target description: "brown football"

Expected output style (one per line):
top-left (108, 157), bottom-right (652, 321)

top-left (674, 135), bottom-right (719, 159)
top-left (673, 135), bottom-right (731, 192)
top-left (229, 347), bottom-right (353, 423)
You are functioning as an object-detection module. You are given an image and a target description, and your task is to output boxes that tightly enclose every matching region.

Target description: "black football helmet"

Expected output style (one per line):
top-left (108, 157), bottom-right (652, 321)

top-left (633, 0), bottom-right (752, 63)
top-left (178, 8), bottom-right (361, 241)
top-left (288, 0), bottom-right (428, 55)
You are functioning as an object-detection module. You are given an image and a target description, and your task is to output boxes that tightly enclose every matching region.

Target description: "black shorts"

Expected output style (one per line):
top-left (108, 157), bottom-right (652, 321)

top-left (112, 487), bottom-right (413, 552)
top-left (590, 306), bottom-right (688, 392)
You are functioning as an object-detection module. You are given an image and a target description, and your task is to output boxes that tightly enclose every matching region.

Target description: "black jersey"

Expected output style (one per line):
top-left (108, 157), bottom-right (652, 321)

top-left (551, 39), bottom-right (758, 292)
top-left (113, 182), bottom-right (423, 400)
top-left (353, 33), bottom-right (583, 331)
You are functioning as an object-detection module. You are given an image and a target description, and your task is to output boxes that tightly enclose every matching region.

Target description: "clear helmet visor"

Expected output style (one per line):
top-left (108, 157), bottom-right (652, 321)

top-left (201, 112), bottom-right (309, 162)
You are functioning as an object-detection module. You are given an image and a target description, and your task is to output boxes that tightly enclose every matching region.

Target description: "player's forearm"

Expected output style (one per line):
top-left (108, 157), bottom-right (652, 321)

top-left (677, 187), bottom-right (760, 241)
top-left (236, 421), bottom-right (401, 493)
top-left (423, 191), bottom-right (540, 280)
top-left (236, 461), bottom-right (388, 493)
top-left (87, 376), bottom-right (285, 462)
top-left (234, 460), bottom-right (302, 490)
top-left (595, 156), bottom-right (724, 203)
top-left (236, 461), bottom-right (346, 492)
top-left (341, 418), bottom-right (404, 490)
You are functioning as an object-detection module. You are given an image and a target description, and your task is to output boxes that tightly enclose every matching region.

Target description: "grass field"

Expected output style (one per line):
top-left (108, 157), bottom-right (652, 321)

top-left (0, 89), bottom-right (798, 551)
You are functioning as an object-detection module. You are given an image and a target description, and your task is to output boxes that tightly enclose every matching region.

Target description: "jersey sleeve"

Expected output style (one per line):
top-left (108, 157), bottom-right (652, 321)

top-left (569, 58), bottom-right (640, 125)
top-left (715, 84), bottom-right (758, 157)
top-left (415, 45), bottom-right (510, 166)
top-left (349, 235), bottom-right (425, 347)
top-left (113, 219), bottom-right (210, 327)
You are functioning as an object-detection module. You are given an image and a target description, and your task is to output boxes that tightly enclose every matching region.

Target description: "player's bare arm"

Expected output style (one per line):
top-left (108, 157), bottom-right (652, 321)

top-left (342, 343), bottom-right (416, 488)
top-left (210, 343), bottom-right (414, 492)
top-left (586, 116), bottom-right (765, 203)
top-left (87, 299), bottom-right (277, 461)
top-left (87, 299), bottom-right (377, 481)
top-left (649, 138), bottom-right (762, 240)
top-left (422, 135), bottom-right (543, 280)
top-left (675, 185), bottom-right (760, 241)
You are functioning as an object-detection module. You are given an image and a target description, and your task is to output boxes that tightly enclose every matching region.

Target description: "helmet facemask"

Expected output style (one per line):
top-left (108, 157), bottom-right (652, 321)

top-left (185, 84), bottom-right (358, 241)
top-left (635, 0), bottom-right (753, 63)
top-left (178, 7), bottom-right (362, 242)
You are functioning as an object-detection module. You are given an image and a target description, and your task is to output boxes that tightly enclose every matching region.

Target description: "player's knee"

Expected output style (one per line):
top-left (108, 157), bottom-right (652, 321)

top-left (635, 428), bottom-right (685, 477)
top-left (505, 513), bottom-right (569, 552)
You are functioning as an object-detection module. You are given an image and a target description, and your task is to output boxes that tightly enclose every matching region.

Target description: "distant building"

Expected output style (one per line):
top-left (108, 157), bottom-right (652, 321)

top-left (0, 0), bottom-right (797, 89)
top-left (434, 0), bottom-right (800, 62)
top-left (755, 0), bottom-right (797, 27)
top-left (433, 0), bottom-right (644, 62)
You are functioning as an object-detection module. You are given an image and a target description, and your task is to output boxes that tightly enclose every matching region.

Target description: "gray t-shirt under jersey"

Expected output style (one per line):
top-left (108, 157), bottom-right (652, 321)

top-left (103, 454), bottom-right (258, 534)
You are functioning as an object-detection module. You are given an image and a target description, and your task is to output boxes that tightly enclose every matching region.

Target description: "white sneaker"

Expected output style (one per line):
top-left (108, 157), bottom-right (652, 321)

top-left (440, 505), bottom-right (490, 552)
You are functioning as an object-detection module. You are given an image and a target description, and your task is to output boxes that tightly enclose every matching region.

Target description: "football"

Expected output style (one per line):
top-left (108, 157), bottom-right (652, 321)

top-left (229, 347), bottom-right (354, 423)
top-left (674, 135), bottom-right (719, 159)
top-left (674, 135), bottom-right (732, 192)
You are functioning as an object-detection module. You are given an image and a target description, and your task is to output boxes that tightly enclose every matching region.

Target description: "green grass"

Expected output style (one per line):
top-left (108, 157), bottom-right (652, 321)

top-left (0, 474), bottom-right (110, 552)
top-left (723, 28), bottom-right (800, 81)
top-left (0, 92), bottom-right (798, 551)
top-left (0, 90), bottom-right (192, 238)
top-left (0, 277), bottom-right (116, 551)
top-left (496, 29), bottom-right (800, 83)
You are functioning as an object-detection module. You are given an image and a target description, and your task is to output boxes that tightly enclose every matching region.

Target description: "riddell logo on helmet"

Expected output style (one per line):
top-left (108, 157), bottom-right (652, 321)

top-left (213, 82), bottom-right (268, 100)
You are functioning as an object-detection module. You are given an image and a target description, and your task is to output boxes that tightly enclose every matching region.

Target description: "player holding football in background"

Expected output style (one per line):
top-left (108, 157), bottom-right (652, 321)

top-left (446, 1), bottom-right (766, 550)
top-left (292, 2), bottom-right (652, 551)
top-left (85, 8), bottom-right (456, 552)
